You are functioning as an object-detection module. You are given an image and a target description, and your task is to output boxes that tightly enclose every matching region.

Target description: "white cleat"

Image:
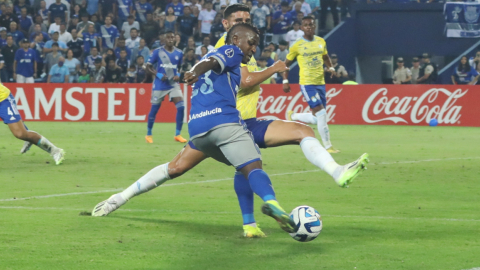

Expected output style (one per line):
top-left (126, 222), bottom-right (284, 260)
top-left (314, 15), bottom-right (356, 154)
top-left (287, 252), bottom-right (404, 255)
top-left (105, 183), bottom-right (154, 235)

top-left (20, 141), bottom-right (33, 154)
top-left (92, 194), bottom-right (126, 217)
top-left (52, 149), bottom-right (66, 165)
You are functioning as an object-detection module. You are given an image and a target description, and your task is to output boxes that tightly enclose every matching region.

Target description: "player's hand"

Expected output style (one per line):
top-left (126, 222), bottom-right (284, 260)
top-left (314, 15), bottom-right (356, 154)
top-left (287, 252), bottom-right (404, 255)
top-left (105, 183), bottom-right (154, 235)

top-left (283, 83), bottom-right (291, 93)
top-left (173, 75), bottom-right (180, 82)
top-left (161, 74), bottom-right (168, 81)
top-left (184, 71), bottom-right (198, 85)
top-left (272, 60), bottom-right (289, 73)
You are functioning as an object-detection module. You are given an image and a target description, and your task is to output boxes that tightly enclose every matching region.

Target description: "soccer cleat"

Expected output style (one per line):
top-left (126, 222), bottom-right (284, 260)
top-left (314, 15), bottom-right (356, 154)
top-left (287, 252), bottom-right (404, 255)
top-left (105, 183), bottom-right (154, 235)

top-left (52, 149), bottom-right (65, 165)
top-left (92, 194), bottom-right (126, 217)
top-left (287, 110), bottom-right (294, 121)
top-left (174, 135), bottom-right (187, 143)
top-left (335, 153), bottom-right (369, 188)
top-left (327, 147), bottom-right (341, 153)
top-left (145, 135), bottom-right (153, 143)
top-left (20, 141), bottom-right (33, 154)
top-left (261, 200), bottom-right (297, 233)
top-left (243, 224), bottom-right (266, 238)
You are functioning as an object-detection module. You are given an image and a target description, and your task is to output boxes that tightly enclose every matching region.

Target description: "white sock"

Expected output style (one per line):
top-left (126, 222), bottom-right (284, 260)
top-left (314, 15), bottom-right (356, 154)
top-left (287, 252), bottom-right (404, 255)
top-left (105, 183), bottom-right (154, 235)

top-left (120, 163), bottom-right (171, 200)
top-left (300, 137), bottom-right (342, 180)
top-left (36, 136), bottom-right (58, 154)
top-left (292, 113), bottom-right (317, 124)
top-left (315, 109), bottom-right (332, 149)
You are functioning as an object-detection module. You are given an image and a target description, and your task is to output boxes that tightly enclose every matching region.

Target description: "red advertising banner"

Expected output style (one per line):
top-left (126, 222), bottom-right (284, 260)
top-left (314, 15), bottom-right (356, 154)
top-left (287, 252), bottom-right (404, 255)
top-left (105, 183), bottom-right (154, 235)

top-left (7, 83), bottom-right (480, 126)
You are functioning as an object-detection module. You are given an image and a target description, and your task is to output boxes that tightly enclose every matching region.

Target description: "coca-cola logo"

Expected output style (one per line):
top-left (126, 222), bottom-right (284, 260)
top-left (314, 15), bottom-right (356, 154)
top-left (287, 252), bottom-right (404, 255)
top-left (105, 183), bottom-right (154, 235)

top-left (362, 88), bottom-right (467, 124)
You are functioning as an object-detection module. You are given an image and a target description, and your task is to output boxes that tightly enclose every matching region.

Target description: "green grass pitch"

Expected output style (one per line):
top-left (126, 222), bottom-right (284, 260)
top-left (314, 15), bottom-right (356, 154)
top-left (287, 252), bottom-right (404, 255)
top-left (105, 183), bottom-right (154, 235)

top-left (0, 122), bottom-right (479, 270)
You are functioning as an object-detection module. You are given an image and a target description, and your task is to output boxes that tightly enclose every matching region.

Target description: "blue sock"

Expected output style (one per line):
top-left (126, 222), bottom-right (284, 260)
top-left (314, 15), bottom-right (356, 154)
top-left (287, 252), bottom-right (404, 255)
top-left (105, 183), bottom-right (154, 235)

top-left (147, 104), bottom-right (161, 135)
top-left (175, 101), bottom-right (184, 136)
top-left (248, 169), bottom-right (276, 202)
top-left (234, 172), bottom-right (255, 225)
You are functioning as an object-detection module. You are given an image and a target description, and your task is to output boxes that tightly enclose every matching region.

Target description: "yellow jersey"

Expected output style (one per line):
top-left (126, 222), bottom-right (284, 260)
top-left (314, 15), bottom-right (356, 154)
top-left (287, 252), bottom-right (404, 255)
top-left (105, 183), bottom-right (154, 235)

top-left (215, 33), bottom-right (260, 120)
top-left (286, 36), bottom-right (328, 85)
top-left (0, 83), bottom-right (11, 102)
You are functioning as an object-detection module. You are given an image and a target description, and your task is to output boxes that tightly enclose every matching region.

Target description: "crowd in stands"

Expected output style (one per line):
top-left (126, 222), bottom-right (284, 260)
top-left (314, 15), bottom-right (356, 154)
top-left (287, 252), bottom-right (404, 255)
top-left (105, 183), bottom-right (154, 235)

top-left (0, 0), bottom-right (330, 84)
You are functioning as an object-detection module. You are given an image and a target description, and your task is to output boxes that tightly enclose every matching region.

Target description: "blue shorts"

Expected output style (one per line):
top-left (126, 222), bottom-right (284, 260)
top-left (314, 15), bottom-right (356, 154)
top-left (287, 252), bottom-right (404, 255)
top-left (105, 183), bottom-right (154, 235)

top-left (300, 85), bottom-right (326, 109)
top-left (0, 94), bottom-right (21, 124)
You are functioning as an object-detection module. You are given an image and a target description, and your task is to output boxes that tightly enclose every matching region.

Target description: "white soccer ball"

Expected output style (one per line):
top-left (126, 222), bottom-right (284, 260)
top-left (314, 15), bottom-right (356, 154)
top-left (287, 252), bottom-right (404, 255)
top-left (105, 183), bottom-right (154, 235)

top-left (289, 205), bottom-right (322, 242)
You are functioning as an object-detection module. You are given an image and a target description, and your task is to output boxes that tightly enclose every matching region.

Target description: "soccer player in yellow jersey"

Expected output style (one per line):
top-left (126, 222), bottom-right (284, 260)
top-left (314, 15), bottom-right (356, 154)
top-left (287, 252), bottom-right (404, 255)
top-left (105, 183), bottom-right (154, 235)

top-left (93, 4), bottom-right (369, 238)
top-left (0, 84), bottom-right (65, 164)
top-left (283, 16), bottom-right (340, 153)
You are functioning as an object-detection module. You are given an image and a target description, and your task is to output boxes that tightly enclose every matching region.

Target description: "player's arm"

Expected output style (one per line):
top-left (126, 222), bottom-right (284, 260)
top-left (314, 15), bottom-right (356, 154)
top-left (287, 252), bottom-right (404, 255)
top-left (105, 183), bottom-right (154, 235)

top-left (184, 56), bottom-right (222, 85)
top-left (322, 54), bottom-right (336, 78)
top-left (240, 61), bottom-right (288, 88)
top-left (13, 60), bottom-right (17, 80)
top-left (282, 59), bottom-right (294, 93)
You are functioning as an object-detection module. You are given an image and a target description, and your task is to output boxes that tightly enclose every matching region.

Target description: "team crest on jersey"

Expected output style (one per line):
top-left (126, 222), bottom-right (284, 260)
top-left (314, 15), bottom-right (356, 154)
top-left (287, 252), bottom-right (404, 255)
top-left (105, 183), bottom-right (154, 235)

top-left (225, 48), bottom-right (234, 58)
top-left (175, 56), bottom-right (179, 60)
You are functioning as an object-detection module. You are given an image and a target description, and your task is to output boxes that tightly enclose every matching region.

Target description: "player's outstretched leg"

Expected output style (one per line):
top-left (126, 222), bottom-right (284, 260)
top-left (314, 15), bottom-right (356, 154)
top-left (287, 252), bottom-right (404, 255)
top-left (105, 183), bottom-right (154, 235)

top-left (8, 121), bottom-right (65, 165)
top-left (173, 99), bottom-right (187, 143)
top-left (234, 172), bottom-right (266, 238)
top-left (20, 123), bottom-right (32, 154)
top-left (146, 103), bottom-right (161, 143)
top-left (92, 144), bottom-right (207, 216)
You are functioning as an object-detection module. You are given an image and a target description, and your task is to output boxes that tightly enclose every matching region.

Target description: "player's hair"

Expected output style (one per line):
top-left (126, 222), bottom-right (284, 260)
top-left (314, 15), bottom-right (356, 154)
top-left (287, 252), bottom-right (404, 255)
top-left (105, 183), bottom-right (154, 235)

top-left (225, 22), bottom-right (260, 44)
top-left (302, 15), bottom-right (315, 22)
top-left (224, 3), bottom-right (250, 19)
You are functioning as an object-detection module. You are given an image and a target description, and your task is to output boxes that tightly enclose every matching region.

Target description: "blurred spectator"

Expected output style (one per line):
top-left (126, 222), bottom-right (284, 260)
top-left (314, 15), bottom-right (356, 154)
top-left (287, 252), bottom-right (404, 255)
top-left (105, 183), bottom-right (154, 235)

top-left (116, 0), bottom-right (133, 29)
top-left (31, 32), bottom-right (45, 78)
top-left (195, 36), bottom-right (214, 57)
top-left (0, 52), bottom-right (5, 82)
top-left (58, 23), bottom-right (72, 43)
top-left (1, 36), bottom-right (17, 81)
top-left (115, 49), bottom-right (129, 78)
top-left (14, 39), bottom-right (36, 83)
top-left (90, 14), bottom-right (102, 33)
top-left (82, 24), bottom-right (100, 55)
top-left (276, 40), bottom-right (289, 61)
top-left (48, 0), bottom-right (68, 23)
top-left (100, 15), bottom-right (119, 50)
top-left (198, 1), bottom-right (216, 40)
top-left (86, 0), bottom-right (99, 16)
top-left (99, 0), bottom-right (116, 22)
top-left (160, 7), bottom-right (177, 32)
top-left (14, 0), bottom-right (29, 16)
top-left (10, 22), bottom-right (25, 44)
top-left (252, 0), bottom-right (270, 49)
top-left (176, 6), bottom-right (197, 46)
top-left (392, 57), bottom-right (411, 84)
top-left (182, 36), bottom-right (196, 54)
top-left (266, 43), bottom-right (278, 61)
top-left (44, 42), bottom-right (62, 73)
top-left (166, 0), bottom-right (184, 16)
top-left (210, 13), bottom-right (224, 45)
top-left (417, 53), bottom-right (437, 84)
top-left (125, 28), bottom-right (140, 50)
top-left (410, 57), bottom-right (420, 84)
top-left (174, 34), bottom-right (184, 51)
top-left (292, 0), bottom-right (312, 16)
top-left (325, 54), bottom-right (348, 84)
top-left (29, 24), bottom-right (49, 42)
top-left (0, 27), bottom-right (7, 46)
top-left (134, 0), bottom-right (153, 23)
top-left (126, 64), bottom-right (136, 82)
top-left (272, 1), bottom-right (293, 43)
top-left (289, 2), bottom-right (303, 21)
top-left (190, 0), bottom-right (202, 11)
top-left (76, 13), bottom-right (93, 33)
top-left (0, 6), bottom-right (19, 29)
top-left (199, 45), bottom-right (208, 59)
top-left (44, 31), bottom-right (68, 54)
top-left (48, 16), bottom-right (62, 34)
top-left (85, 47), bottom-right (101, 69)
top-left (131, 38), bottom-right (149, 64)
top-left (135, 55), bottom-right (146, 83)
top-left (285, 21), bottom-right (303, 46)
top-left (261, 48), bottom-right (274, 67)
top-left (340, 0), bottom-right (352, 21)
top-left (64, 49), bottom-right (80, 82)
top-left (320, 0), bottom-right (339, 30)
top-left (38, 1), bottom-right (49, 25)
top-left (468, 50), bottom-right (480, 73)
top-left (29, 16), bottom-right (48, 35)
top-left (67, 15), bottom-right (79, 32)
top-left (103, 48), bottom-right (116, 64)
top-left (179, 48), bottom-right (197, 81)
top-left (90, 57), bottom-right (105, 82)
top-left (121, 15), bottom-right (139, 40)
top-left (18, 7), bottom-right (33, 34)
top-left (114, 38), bottom-right (131, 60)
top-left (79, 1), bottom-right (89, 16)
top-left (257, 57), bottom-right (276, 83)
top-left (141, 12), bottom-right (160, 46)
top-left (105, 58), bottom-right (123, 82)
top-left (305, 0), bottom-right (320, 17)
top-left (67, 29), bottom-right (83, 59)
top-left (77, 67), bottom-right (90, 82)
top-left (451, 55), bottom-right (479, 85)
top-left (47, 56), bottom-right (69, 82)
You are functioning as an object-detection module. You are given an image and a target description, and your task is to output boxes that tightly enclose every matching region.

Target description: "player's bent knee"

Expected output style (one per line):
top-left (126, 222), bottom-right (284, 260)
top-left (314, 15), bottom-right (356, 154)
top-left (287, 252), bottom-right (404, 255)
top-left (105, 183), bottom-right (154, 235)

top-left (167, 161), bottom-right (191, 179)
top-left (290, 122), bottom-right (316, 143)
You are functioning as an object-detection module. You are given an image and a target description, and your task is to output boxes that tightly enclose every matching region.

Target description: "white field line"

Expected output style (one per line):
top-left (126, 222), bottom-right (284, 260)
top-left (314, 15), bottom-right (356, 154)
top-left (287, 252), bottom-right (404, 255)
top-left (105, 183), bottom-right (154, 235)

top-left (0, 206), bottom-right (479, 223)
top-left (0, 156), bottom-right (479, 203)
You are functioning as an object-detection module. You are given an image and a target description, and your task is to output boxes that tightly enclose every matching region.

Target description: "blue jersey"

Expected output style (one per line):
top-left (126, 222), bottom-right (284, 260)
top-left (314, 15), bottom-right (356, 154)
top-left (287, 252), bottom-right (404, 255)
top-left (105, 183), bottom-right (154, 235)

top-left (48, 3), bottom-right (68, 22)
top-left (15, 48), bottom-right (36, 77)
top-left (166, 2), bottom-right (184, 16)
top-left (188, 45), bottom-right (244, 137)
top-left (11, 31), bottom-right (25, 44)
top-left (147, 46), bottom-right (183, 91)
top-left (117, 0), bottom-right (133, 19)
top-left (272, 11), bottom-right (293, 34)
top-left (134, 2), bottom-right (153, 23)
top-left (100, 25), bottom-right (119, 49)
top-left (0, 38), bottom-right (7, 47)
top-left (83, 32), bottom-right (99, 53)
top-left (18, 15), bottom-right (33, 32)
top-left (114, 46), bottom-right (131, 60)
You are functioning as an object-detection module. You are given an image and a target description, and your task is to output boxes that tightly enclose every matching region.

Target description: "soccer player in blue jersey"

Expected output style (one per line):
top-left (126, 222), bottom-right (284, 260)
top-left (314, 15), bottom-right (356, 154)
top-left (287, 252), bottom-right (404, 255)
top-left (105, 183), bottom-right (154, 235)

top-left (144, 31), bottom-right (187, 144)
top-left (100, 16), bottom-right (119, 50)
top-left (13, 39), bottom-right (36, 83)
top-left (133, 0), bottom-right (153, 23)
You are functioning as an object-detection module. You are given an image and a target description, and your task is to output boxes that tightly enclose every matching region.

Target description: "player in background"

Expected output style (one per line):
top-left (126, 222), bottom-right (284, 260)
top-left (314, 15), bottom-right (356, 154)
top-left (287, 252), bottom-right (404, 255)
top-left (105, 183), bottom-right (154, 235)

top-left (283, 16), bottom-right (340, 154)
top-left (92, 5), bottom-right (368, 238)
top-left (0, 84), bottom-right (65, 164)
top-left (145, 31), bottom-right (187, 144)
